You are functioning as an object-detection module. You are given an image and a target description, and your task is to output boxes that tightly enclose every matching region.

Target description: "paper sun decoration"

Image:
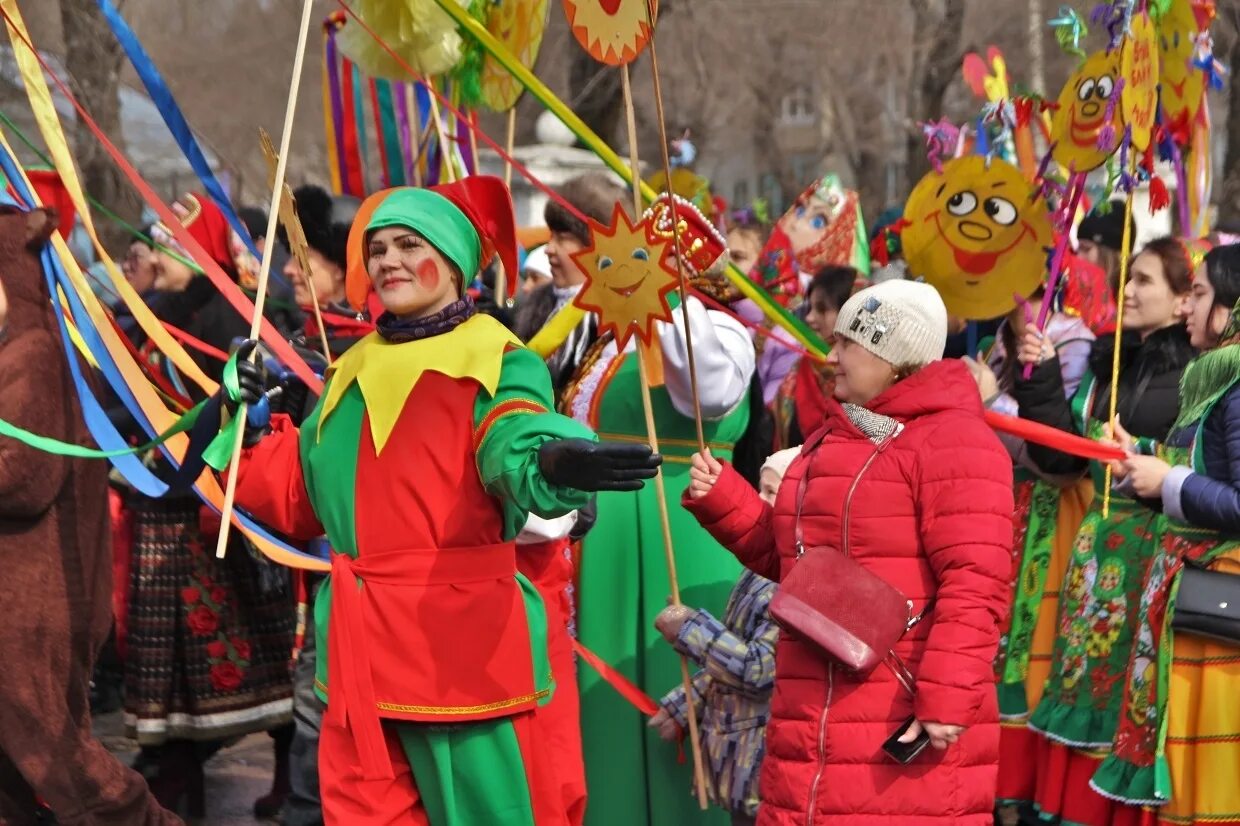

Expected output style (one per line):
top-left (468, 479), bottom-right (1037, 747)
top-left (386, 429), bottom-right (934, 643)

top-left (1051, 49), bottom-right (1124, 171)
top-left (901, 155), bottom-right (1054, 320)
top-left (562, 0), bottom-right (658, 66)
top-left (572, 204), bottom-right (678, 348)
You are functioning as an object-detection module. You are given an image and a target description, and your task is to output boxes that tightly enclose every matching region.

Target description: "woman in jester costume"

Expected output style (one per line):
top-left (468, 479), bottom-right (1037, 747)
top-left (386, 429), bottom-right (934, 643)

top-left (224, 177), bottom-right (661, 825)
top-left (1011, 238), bottom-right (1196, 826)
top-left (1096, 243), bottom-right (1240, 826)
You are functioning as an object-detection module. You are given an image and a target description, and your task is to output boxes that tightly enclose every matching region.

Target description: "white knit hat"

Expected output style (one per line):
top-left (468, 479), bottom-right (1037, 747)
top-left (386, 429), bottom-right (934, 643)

top-left (761, 446), bottom-right (800, 480)
top-left (833, 280), bottom-right (947, 368)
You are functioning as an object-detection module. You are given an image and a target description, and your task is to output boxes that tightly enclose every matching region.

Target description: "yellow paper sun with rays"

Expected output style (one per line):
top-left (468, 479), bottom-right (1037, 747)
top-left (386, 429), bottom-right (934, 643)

top-left (562, 0), bottom-right (657, 66)
top-left (572, 203), bottom-right (677, 349)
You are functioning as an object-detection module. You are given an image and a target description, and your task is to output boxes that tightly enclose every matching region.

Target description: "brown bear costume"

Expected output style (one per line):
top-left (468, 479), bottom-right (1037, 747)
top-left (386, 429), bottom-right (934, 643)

top-left (0, 207), bottom-right (178, 825)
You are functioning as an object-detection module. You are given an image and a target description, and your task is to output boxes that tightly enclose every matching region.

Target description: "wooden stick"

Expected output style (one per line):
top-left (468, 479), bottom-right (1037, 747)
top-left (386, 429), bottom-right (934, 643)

top-left (426, 80), bottom-right (455, 183)
top-left (503, 106), bottom-right (517, 188)
top-left (214, 0), bottom-right (316, 559)
top-left (496, 106), bottom-right (516, 308)
top-left (468, 109), bottom-right (481, 175)
top-left (260, 129), bottom-right (332, 364)
top-left (622, 63), bottom-right (709, 811)
top-left (1102, 189), bottom-right (1135, 519)
top-left (644, 11), bottom-right (706, 452)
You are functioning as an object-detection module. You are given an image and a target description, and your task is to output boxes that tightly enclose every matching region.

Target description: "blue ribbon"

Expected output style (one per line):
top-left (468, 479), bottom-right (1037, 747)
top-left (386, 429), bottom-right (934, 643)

top-left (95, 0), bottom-right (290, 290)
top-left (0, 141), bottom-right (321, 565)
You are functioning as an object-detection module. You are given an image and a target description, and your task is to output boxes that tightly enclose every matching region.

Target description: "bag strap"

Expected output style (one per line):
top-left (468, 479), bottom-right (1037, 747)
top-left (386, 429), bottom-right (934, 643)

top-left (792, 422), bottom-right (933, 698)
top-left (793, 427), bottom-right (830, 557)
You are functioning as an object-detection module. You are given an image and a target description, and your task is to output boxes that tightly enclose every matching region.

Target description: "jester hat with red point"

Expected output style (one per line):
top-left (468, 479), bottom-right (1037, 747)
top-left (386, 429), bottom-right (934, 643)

top-left (347, 176), bottom-right (518, 310)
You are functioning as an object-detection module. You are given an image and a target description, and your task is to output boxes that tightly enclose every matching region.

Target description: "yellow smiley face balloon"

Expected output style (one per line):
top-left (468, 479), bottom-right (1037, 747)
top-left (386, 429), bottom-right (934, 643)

top-left (1158, 0), bottom-right (1205, 128)
top-left (1052, 50), bottom-right (1124, 171)
top-left (901, 156), bottom-right (1054, 320)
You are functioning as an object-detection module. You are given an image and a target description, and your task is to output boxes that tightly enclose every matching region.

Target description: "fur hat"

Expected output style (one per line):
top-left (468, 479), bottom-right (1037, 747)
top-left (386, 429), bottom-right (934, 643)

top-left (544, 173), bottom-right (626, 245)
top-left (278, 185), bottom-right (360, 270)
top-left (834, 280), bottom-right (947, 369)
top-left (1077, 205), bottom-right (1133, 253)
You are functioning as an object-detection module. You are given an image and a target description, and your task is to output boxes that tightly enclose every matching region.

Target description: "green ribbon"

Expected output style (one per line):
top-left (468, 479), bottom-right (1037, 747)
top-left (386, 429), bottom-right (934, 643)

top-left (0, 350), bottom-right (243, 471)
top-left (200, 350), bottom-right (245, 471)
top-left (0, 398), bottom-right (202, 458)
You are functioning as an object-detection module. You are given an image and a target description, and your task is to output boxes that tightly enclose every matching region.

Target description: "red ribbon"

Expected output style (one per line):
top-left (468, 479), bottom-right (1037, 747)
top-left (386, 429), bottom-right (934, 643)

top-left (983, 410), bottom-right (1126, 462)
top-left (572, 639), bottom-right (660, 717)
top-left (1, 13), bottom-right (324, 395)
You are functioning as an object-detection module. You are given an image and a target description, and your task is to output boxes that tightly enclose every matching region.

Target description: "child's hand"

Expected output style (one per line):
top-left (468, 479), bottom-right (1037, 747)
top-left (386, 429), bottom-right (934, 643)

top-left (647, 708), bottom-right (682, 743)
top-left (688, 448), bottom-right (723, 499)
top-left (654, 603), bottom-right (694, 643)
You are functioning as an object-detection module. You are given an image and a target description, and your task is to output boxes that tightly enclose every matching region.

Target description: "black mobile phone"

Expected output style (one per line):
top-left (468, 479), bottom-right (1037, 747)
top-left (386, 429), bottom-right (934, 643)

top-left (882, 715), bottom-right (931, 764)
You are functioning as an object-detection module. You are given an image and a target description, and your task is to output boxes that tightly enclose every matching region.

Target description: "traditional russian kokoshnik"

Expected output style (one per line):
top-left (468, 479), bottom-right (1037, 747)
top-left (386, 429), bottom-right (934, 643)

top-left (223, 177), bottom-right (660, 825)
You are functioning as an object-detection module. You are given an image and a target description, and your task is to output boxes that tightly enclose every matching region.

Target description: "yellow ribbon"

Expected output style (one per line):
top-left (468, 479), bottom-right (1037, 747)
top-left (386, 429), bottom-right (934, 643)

top-left (0, 126), bottom-right (327, 572)
top-left (1, 0), bottom-right (216, 395)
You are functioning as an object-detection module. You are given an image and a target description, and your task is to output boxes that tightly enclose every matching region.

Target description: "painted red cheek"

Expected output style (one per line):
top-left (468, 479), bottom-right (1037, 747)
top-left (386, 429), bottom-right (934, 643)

top-left (415, 259), bottom-right (440, 289)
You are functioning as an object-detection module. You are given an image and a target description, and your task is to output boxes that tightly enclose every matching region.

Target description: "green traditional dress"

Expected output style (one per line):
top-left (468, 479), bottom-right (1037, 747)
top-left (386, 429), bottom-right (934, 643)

top-left (1093, 364), bottom-right (1240, 823)
top-left (1029, 375), bottom-right (1164, 749)
top-left (568, 327), bottom-right (750, 826)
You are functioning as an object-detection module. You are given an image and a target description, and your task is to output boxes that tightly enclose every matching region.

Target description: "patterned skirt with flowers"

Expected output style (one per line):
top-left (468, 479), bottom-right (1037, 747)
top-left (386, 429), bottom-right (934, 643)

top-left (123, 495), bottom-right (295, 745)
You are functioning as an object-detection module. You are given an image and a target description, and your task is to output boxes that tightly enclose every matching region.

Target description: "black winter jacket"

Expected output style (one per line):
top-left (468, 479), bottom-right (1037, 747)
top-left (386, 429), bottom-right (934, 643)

top-left (1013, 324), bottom-right (1195, 477)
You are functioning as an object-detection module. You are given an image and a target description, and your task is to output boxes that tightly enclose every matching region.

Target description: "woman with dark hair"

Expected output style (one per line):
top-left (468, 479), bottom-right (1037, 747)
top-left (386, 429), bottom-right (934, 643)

top-left (1093, 244), bottom-right (1240, 826)
top-left (1012, 236), bottom-right (1196, 826)
top-left (124, 194), bottom-right (298, 818)
top-left (769, 265), bottom-right (856, 450)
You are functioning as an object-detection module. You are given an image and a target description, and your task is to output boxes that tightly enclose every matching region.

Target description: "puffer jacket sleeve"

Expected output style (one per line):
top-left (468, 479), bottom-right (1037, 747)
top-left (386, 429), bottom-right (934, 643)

top-left (1168, 384), bottom-right (1240, 532)
top-left (913, 416), bottom-right (1014, 727)
top-left (682, 461), bottom-right (781, 581)
top-left (1013, 357), bottom-right (1090, 477)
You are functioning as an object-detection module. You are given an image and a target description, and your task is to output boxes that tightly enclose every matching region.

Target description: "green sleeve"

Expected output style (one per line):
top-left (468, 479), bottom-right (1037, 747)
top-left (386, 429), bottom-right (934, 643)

top-left (474, 347), bottom-right (596, 539)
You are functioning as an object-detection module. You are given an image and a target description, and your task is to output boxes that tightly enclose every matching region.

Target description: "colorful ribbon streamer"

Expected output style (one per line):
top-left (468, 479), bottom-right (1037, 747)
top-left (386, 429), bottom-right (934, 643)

top-left (95, 0), bottom-right (290, 291)
top-left (0, 4), bottom-right (322, 395)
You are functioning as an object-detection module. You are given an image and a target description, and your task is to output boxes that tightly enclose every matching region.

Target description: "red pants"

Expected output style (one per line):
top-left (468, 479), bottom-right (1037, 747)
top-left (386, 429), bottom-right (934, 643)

top-left (319, 706), bottom-right (567, 825)
top-left (519, 539), bottom-right (587, 825)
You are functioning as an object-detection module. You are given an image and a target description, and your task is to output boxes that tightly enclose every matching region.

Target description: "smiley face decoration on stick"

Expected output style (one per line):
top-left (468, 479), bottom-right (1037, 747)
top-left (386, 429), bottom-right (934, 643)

top-left (572, 204), bottom-right (678, 348)
top-left (901, 155), bottom-right (1054, 320)
top-left (1157, 0), bottom-right (1207, 133)
top-left (1051, 49), bottom-right (1124, 171)
top-left (1122, 10), bottom-right (1160, 151)
top-left (563, 0), bottom-right (658, 65)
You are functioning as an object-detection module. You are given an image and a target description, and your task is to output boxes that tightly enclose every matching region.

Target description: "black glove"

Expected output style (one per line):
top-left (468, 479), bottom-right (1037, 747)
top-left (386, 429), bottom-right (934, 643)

top-left (569, 496), bottom-right (598, 541)
top-left (225, 340), bottom-right (275, 447)
top-left (538, 439), bottom-right (661, 492)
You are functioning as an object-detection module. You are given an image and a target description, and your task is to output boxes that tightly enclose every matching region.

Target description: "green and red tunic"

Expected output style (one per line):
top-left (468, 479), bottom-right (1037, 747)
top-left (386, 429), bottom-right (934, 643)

top-left (233, 313), bottom-right (594, 779)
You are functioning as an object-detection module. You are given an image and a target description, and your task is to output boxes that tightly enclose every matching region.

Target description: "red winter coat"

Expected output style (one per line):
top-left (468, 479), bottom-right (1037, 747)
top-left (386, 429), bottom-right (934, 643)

top-left (684, 360), bottom-right (1013, 825)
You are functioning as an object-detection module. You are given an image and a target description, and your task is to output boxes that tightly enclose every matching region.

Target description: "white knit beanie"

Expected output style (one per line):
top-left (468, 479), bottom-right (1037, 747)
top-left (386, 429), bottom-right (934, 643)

top-left (760, 447), bottom-right (800, 480)
top-left (833, 280), bottom-right (947, 368)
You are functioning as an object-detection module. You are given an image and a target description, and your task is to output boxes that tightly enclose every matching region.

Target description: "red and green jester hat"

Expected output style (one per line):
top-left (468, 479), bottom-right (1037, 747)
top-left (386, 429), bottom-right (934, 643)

top-left (229, 177), bottom-right (659, 824)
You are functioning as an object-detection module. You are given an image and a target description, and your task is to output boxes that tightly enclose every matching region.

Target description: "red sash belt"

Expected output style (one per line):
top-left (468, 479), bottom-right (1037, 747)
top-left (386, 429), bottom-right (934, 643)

top-left (326, 542), bottom-right (517, 780)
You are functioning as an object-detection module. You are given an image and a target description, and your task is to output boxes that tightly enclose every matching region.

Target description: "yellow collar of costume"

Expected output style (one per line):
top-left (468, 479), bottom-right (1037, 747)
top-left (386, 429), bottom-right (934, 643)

top-left (316, 313), bottom-right (523, 454)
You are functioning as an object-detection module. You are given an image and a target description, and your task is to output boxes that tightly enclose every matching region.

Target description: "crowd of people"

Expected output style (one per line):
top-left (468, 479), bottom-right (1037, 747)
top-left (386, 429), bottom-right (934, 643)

top-left (0, 161), bottom-right (1237, 826)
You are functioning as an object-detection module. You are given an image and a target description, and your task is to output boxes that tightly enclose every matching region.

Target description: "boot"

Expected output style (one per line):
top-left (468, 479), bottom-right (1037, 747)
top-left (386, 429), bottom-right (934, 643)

top-left (146, 740), bottom-right (205, 821)
top-left (253, 723), bottom-right (294, 819)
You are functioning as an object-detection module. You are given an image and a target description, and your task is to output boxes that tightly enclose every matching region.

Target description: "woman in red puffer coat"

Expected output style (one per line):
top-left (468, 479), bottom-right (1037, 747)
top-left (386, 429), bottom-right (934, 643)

top-left (683, 280), bottom-right (1014, 825)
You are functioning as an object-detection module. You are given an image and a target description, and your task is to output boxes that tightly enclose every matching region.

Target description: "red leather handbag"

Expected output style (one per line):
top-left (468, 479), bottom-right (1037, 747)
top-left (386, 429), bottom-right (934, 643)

top-left (768, 427), bottom-right (930, 693)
